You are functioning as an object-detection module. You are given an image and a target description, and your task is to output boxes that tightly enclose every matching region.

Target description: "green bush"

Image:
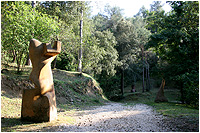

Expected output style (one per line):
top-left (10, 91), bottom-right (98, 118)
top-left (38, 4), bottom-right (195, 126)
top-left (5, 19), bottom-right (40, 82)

top-left (182, 71), bottom-right (199, 107)
top-left (56, 52), bottom-right (76, 71)
top-left (176, 70), bottom-right (199, 108)
top-left (97, 74), bottom-right (121, 99)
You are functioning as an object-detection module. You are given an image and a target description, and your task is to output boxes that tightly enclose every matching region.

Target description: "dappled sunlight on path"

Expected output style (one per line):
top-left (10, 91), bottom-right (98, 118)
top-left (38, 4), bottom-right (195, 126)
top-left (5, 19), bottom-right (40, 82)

top-left (56, 103), bottom-right (174, 132)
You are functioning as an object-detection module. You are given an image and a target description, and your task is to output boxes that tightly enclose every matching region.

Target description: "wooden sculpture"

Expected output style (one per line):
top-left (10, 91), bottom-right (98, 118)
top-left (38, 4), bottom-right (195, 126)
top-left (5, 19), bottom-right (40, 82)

top-left (21, 39), bottom-right (61, 122)
top-left (154, 78), bottom-right (168, 103)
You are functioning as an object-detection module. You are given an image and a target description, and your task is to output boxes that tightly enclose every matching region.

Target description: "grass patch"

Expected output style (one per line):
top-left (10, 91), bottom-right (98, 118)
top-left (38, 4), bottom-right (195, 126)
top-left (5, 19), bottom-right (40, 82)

top-left (147, 102), bottom-right (199, 118)
top-left (120, 82), bottom-right (199, 119)
top-left (1, 95), bottom-right (77, 132)
top-left (1, 96), bottom-right (21, 118)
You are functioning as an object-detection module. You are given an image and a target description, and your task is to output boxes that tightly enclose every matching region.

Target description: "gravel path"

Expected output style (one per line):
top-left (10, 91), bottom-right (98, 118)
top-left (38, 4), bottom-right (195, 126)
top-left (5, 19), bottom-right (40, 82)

top-left (56, 102), bottom-right (175, 132)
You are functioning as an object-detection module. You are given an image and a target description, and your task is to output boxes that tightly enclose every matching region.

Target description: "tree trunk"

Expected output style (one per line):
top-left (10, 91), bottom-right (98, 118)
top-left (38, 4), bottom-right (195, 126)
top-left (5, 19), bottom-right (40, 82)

top-left (16, 53), bottom-right (22, 74)
top-left (146, 63), bottom-right (148, 91)
top-left (32, 1), bottom-right (36, 8)
top-left (180, 83), bottom-right (185, 104)
top-left (12, 50), bottom-right (16, 63)
top-left (52, 57), bottom-right (57, 69)
top-left (121, 69), bottom-right (124, 96)
top-left (142, 67), bottom-right (145, 93)
top-left (147, 63), bottom-right (151, 91)
top-left (141, 46), bottom-right (145, 93)
top-left (144, 52), bottom-right (151, 92)
top-left (25, 54), bottom-right (31, 66)
top-left (78, 6), bottom-right (83, 72)
top-left (145, 61), bottom-right (150, 92)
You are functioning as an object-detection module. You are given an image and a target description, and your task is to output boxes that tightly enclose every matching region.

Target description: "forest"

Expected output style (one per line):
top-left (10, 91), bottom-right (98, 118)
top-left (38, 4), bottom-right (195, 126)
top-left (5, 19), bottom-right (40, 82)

top-left (1, 1), bottom-right (199, 132)
top-left (1, 1), bottom-right (199, 107)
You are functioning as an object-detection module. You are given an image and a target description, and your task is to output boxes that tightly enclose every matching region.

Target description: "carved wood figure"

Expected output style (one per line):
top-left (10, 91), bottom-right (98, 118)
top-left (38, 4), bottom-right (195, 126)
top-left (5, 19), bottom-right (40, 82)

top-left (21, 39), bottom-right (61, 122)
top-left (154, 78), bottom-right (168, 103)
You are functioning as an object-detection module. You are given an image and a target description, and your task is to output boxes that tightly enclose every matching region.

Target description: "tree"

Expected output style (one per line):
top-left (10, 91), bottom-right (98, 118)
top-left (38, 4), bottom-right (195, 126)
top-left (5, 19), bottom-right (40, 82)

top-left (135, 6), bottom-right (149, 18)
top-left (132, 16), bottom-right (151, 92)
top-left (150, 1), bottom-right (163, 12)
top-left (94, 5), bottom-right (152, 95)
top-left (147, 1), bottom-right (199, 106)
top-left (92, 13), bottom-right (109, 31)
top-left (37, 1), bottom-right (94, 72)
top-left (92, 6), bottom-right (124, 96)
top-left (1, 1), bottom-right (60, 72)
top-left (25, 1), bottom-right (36, 66)
top-left (114, 19), bottom-right (133, 96)
top-left (83, 30), bottom-right (119, 77)
top-left (78, 3), bottom-right (83, 72)
top-left (143, 1), bottom-right (167, 34)
top-left (103, 5), bottom-right (124, 32)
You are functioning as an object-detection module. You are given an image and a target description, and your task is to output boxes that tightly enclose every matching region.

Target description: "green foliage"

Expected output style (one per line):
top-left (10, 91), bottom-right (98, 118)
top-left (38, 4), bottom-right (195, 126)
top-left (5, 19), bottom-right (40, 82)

top-left (82, 30), bottom-right (119, 77)
top-left (92, 14), bottom-right (108, 31)
top-left (150, 1), bottom-right (163, 12)
top-left (38, 1), bottom-right (100, 75)
top-left (92, 5), bottom-right (152, 96)
top-left (114, 19), bottom-right (136, 69)
top-left (98, 74), bottom-right (121, 99)
top-left (135, 6), bottom-right (149, 18)
top-left (147, 1), bottom-right (199, 106)
top-left (56, 52), bottom-right (76, 71)
top-left (176, 71), bottom-right (199, 107)
top-left (1, 1), bottom-right (60, 72)
top-left (136, 1), bottom-right (166, 33)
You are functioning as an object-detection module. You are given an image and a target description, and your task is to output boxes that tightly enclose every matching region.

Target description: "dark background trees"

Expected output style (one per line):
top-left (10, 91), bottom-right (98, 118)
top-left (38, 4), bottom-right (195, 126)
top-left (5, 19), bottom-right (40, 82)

top-left (147, 1), bottom-right (199, 106)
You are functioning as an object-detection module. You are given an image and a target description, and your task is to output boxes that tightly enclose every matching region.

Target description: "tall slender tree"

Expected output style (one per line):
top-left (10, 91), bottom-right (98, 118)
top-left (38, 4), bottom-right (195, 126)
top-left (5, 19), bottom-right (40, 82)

top-left (78, 4), bottom-right (83, 72)
top-left (132, 16), bottom-right (151, 92)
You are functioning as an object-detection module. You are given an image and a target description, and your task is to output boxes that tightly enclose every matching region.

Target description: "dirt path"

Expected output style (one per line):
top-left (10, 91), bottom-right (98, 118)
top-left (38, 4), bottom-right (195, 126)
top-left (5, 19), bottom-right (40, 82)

top-left (56, 102), bottom-right (175, 132)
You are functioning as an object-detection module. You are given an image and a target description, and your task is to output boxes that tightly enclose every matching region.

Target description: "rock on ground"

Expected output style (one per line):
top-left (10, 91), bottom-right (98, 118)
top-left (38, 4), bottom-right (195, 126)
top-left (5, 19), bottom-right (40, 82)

top-left (56, 102), bottom-right (176, 132)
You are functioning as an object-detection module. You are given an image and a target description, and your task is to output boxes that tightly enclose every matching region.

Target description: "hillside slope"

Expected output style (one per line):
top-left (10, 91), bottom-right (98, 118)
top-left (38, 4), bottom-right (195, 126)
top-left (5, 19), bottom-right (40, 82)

top-left (1, 68), bottom-right (108, 131)
top-left (1, 68), bottom-right (108, 109)
top-left (53, 69), bottom-right (108, 106)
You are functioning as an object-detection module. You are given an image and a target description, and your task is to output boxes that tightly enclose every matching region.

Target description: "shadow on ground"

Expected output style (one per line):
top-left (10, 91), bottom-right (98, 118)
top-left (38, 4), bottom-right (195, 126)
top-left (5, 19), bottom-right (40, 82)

top-left (1, 117), bottom-right (33, 132)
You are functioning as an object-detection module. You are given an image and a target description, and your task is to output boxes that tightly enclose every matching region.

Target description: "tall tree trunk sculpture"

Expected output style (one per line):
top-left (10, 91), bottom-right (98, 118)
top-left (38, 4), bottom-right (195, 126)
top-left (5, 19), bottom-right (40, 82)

top-left (154, 78), bottom-right (168, 103)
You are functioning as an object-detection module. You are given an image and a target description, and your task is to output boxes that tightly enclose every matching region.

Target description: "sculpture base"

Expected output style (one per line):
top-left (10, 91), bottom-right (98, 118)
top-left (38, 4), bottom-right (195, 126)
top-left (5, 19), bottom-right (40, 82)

top-left (21, 89), bottom-right (57, 122)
